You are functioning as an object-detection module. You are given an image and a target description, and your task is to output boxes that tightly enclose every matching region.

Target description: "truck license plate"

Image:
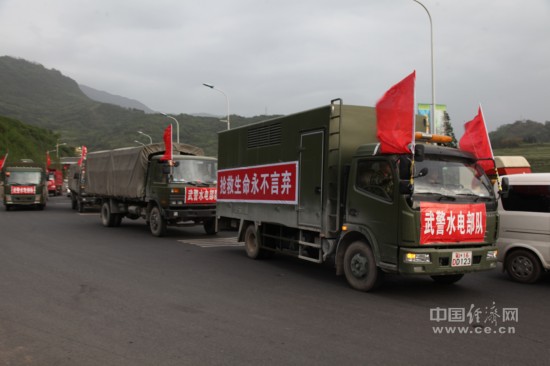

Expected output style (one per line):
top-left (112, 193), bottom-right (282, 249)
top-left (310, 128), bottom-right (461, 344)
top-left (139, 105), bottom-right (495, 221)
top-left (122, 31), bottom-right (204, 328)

top-left (451, 251), bottom-right (472, 267)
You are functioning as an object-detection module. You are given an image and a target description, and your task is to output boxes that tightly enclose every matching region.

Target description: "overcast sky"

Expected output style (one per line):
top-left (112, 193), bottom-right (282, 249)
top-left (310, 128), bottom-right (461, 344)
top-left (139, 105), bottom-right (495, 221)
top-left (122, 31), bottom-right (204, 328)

top-left (1, 0), bottom-right (549, 135)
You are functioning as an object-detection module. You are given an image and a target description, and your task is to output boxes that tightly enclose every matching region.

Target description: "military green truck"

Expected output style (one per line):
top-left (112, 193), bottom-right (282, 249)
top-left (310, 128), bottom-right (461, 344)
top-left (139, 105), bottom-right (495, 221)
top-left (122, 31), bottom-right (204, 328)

top-left (216, 99), bottom-right (499, 291)
top-left (85, 143), bottom-right (217, 236)
top-left (2, 161), bottom-right (47, 210)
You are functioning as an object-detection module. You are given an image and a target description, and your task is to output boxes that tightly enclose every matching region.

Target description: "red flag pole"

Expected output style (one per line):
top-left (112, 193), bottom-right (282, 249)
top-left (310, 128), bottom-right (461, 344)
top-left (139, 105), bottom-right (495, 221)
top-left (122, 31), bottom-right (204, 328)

top-left (479, 105), bottom-right (501, 191)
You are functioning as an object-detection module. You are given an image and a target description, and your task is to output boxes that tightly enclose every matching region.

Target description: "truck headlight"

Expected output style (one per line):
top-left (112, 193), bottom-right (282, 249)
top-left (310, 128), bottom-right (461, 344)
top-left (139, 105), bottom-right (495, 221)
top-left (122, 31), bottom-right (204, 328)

top-left (486, 250), bottom-right (498, 261)
top-left (404, 253), bottom-right (431, 264)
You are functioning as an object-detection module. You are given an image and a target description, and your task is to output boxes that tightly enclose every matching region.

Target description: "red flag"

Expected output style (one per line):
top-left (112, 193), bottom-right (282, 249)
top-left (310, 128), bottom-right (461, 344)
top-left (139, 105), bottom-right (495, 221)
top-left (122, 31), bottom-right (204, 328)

top-left (78, 146), bottom-right (87, 166)
top-left (160, 125), bottom-right (173, 161)
top-left (376, 71), bottom-right (416, 154)
top-left (46, 151), bottom-right (51, 169)
top-left (459, 106), bottom-right (494, 171)
top-left (0, 152), bottom-right (7, 170)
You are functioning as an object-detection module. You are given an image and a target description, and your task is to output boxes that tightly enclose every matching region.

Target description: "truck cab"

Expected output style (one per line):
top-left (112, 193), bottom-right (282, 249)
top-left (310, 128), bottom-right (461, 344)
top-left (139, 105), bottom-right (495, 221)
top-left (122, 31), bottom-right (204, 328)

top-left (144, 155), bottom-right (218, 235)
top-left (344, 143), bottom-right (498, 287)
top-left (2, 164), bottom-right (47, 210)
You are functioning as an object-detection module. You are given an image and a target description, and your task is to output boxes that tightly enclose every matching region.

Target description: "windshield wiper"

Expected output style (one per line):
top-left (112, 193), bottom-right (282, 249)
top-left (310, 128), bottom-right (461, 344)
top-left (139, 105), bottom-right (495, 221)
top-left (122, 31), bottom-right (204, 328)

top-left (417, 192), bottom-right (456, 201)
top-left (456, 193), bottom-right (493, 202)
top-left (188, 181), bottom-right (210, 187)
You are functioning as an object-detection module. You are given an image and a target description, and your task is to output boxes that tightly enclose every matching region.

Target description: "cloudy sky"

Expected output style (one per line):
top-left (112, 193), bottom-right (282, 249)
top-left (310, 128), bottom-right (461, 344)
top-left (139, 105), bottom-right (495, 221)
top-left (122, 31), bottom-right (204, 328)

top-left (1, 0), bottom-right (549, 135)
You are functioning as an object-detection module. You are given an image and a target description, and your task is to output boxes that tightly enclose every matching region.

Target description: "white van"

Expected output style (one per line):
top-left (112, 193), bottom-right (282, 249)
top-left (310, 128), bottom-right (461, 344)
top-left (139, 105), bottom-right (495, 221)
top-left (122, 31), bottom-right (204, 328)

top-left (496, 173), bottom-right (550, 283)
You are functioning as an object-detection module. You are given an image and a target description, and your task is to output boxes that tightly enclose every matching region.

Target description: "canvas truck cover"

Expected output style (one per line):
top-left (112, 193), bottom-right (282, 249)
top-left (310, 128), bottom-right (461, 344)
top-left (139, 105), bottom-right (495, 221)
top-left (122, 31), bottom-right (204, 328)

top-left (86, 143), bottom-right (203, 199)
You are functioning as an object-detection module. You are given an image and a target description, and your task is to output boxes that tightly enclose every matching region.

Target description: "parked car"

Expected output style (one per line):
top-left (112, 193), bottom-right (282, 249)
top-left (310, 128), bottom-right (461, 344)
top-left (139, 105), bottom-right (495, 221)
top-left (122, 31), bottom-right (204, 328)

top-left (496, 173), bottom-right (550, 283)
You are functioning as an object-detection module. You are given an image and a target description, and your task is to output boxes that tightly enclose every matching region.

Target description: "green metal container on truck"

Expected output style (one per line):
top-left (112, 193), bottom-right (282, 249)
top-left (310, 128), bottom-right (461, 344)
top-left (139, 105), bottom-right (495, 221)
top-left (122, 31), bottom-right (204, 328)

top-left (2, 162), bottom-right (48, 210)
top-left (85, 143), bottom-right (218, 237)
top-left (216, 99), bottom-right (499, 291)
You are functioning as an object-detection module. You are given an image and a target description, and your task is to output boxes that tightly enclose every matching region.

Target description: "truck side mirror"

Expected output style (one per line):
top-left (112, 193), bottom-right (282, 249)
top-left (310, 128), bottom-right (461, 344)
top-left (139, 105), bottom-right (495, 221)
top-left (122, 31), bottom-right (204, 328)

top-left (415, 144), bottom-right (425, 162)
top-left (414, 167), bottom-right (429, 178)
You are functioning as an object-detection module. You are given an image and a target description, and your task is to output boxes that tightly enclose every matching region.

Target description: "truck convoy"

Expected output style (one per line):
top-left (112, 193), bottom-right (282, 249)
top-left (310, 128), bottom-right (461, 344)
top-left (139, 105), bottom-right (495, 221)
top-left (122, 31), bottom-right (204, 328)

top-left (85, 143), bottom-right (218, 236)
top-left (1, 161), bottom-right (48, 210)
top-left (216, 100), bottom-right (499, 291)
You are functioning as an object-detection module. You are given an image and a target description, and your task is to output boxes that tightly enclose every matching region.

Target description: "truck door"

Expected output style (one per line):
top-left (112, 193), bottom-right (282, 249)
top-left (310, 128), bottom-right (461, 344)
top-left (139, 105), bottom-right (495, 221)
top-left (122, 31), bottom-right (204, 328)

top-left (348, 158), bottom-right (399, 264)
top-left (298, 130), bottom-right (324, 228)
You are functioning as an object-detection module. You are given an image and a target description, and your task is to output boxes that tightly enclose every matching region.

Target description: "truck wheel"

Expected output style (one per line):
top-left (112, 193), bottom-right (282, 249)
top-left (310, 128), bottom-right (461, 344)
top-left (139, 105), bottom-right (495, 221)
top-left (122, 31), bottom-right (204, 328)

top-left (343, 241), bottom-right (383, 292)
top-left (244, 224), bottom-right (261, 259)
top-left (430, 274), bottom-right (464, 284)
top-left (505, 249), bottom-right (542, 284)
top-left (5, 205), bottom-right (11, 211)
top-left (101, 201), bottom-right (116, 227)
top-left (203, 218), bottom-right (217, 235)
top-left (149, 206), bottom-right (166, 237)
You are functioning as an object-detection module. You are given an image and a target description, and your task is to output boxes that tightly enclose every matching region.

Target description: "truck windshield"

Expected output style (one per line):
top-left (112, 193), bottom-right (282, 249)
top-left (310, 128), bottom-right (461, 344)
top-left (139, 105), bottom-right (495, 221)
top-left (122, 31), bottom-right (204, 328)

top-left (171, 159), bottom-right (217, 184)
top-left (7, 171), bottom-right (42, 185)
top-left (413, 159), bottom-right (494, 199)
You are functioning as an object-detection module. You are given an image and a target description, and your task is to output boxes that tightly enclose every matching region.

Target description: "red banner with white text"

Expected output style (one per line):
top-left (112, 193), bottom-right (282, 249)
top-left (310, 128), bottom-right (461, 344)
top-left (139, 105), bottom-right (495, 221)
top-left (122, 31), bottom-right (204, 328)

top-left (217, 162), bottom-right (298, 204)
top-left (420, 202), bottom-right (486, 244)
top-left (185, 187), bottom-right (217, 204)
top-left (11, 186), bottom-right (36, 195)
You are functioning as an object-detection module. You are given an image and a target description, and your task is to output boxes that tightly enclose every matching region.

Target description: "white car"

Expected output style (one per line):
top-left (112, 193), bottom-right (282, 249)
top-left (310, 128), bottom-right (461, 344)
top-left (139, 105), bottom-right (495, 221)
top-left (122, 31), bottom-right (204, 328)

top-left (496, 173), bottom-right (550, 283)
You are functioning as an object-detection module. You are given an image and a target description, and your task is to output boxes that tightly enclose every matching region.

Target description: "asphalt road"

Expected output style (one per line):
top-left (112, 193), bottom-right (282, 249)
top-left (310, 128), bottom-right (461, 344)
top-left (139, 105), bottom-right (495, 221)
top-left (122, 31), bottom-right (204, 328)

top-left (1, 196), bottom-right (549, 365)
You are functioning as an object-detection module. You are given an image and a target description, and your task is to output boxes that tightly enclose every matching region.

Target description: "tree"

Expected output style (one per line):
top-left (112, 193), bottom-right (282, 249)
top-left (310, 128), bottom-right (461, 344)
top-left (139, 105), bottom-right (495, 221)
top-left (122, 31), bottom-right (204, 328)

top-left (442, 111), bottom-right (457, 148)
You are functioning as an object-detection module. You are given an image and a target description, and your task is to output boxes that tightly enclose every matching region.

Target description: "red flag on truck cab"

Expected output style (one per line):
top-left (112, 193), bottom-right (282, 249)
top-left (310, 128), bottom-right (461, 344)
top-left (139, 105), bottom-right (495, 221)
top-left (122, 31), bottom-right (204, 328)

top-left (459, 106), bottom-right (494, 171)
top-left (376, 71), bottom-right (416, 154)
top-left (0, 152), bottom-right (7, 170)
top-left (160, 124), bottom-right (173, 162)
top-left (78, 146), bottom-right (87, 166)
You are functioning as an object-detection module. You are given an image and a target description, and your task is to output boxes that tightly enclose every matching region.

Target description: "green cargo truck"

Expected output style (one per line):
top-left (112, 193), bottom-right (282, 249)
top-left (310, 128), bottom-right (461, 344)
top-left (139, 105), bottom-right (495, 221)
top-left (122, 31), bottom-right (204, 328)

top-left (2, 162), bottom-right (47, 210)
top-left (217, 99), bottom-right (498, 291)
top-left (85, 143), bottom-right (217, 237)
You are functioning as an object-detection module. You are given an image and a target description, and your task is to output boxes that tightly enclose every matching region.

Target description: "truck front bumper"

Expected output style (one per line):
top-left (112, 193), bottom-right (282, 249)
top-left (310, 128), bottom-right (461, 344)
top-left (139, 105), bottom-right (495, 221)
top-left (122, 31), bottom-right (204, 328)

top-left (398, 246), bottom-right (498, 275)
top-left (164, 207), bottom-right (216, 221)
top-left (5, 194), bottom-right (44, 205)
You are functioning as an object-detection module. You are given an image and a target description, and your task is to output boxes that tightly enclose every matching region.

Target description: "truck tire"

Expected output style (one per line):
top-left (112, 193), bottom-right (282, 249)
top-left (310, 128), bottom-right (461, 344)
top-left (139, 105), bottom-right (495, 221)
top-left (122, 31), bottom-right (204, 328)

top-left (101, 201), bottom-right (116, 227)
top-left (113, 214), bottom-right (123, 227)
top-left (77, 199), bottom-right (84, 213)
top-left (203, 218), bottom-right (217, 235)
top-left (149, 206), bottom-right (166, 237)
top-left (244, 224), bottom-right (261, 259)
top-left (343, 241), bottom-right (383, 292)
top-left (505, 249), bottom-right (542, 284)
top-left (430, 274), bottom-right (464, 284)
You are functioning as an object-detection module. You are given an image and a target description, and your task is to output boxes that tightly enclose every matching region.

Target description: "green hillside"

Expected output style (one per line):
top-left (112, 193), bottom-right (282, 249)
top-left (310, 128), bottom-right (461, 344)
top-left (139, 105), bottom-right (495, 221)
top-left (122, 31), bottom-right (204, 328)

top-left (0, 56), bottom-right (272, 156)
top-left (0, 115), bottom-right (72, 164)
